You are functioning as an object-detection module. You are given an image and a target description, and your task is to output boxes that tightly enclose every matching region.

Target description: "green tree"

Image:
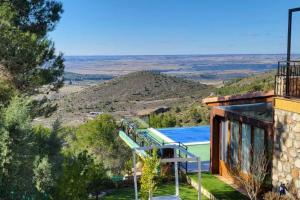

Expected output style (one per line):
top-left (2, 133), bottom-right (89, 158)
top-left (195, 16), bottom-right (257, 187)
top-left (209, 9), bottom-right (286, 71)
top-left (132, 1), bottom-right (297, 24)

top-left (0, 96), bottom-right (36, 199)
top-left (149, 113), bottom-right (176, 128)
top-left (57, 151), bottom-right (108, 200)
top-left (73, 114), bottom-right (130, 174)
top-left (33, 156), bottom-right (54, 196)
top-left (161, 113), bottom-right (176, 127)
top-left (0, 96), bottom-right (64, 199)
top-left (0, 0), bottom-right (64, 91)
top-left (140, 149), bottom-right (160, 200)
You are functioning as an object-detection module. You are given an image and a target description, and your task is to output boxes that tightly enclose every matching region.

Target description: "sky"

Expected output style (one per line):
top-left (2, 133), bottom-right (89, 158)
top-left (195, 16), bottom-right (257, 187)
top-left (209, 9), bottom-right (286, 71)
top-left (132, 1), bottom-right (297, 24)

top-left (50, 0), bottom-right (300, 55)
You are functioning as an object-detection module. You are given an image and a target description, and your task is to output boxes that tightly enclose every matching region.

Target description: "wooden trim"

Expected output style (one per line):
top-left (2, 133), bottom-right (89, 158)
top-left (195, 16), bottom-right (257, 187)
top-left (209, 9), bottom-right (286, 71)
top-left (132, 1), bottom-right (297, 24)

top-left (203, 90), bottom-right (275, 106)
top-left (210, 114), bottom-right (220, 174)
top-left (212, 107), bottom-right (273, 129)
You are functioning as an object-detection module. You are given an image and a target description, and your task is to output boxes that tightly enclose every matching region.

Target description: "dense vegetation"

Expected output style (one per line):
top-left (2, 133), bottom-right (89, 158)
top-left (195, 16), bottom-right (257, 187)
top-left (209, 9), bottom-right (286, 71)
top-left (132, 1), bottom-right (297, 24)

top-left (148, 103), bottom-right (210, 128)
top-left (0, 0), bottom-right (64, 92)
top-left (0, 95), bottom-right (130, 199)
top-left (0, 1), bottom-right (132, 199)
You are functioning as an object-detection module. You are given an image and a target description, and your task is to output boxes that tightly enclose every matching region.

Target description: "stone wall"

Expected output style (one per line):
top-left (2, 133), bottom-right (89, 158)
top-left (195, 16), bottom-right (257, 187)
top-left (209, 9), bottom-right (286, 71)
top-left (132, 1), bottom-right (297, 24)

top-left (272, 108), bottom-right (300, 198)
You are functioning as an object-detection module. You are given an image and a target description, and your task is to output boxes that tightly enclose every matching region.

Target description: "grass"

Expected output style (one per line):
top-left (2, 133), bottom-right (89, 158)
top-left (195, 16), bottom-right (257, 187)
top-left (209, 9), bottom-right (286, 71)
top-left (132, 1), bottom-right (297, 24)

top-left (102, 182), bottom-right (209, 200)
top-left (189, 172), bottom-right (249, 200)
top-left (100, 173), bottom-right (249, 200)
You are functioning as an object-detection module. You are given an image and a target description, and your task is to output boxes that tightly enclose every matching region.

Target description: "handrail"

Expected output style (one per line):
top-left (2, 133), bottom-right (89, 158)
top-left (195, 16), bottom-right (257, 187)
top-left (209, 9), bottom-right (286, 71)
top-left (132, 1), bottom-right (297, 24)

top-left (275, 60), bottom-right (300, 98)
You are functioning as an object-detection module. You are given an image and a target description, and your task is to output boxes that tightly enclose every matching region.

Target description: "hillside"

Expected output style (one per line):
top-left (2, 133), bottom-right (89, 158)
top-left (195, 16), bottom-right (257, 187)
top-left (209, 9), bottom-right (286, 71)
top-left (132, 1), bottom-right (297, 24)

top-left (137, 70), bottom-right (277, 127)
top-left (215, 71), bottom-right (275, 96)
top-left (35, 70), bottom-right (278, 127)
top-left (46, 71), bottom-right (212, 126)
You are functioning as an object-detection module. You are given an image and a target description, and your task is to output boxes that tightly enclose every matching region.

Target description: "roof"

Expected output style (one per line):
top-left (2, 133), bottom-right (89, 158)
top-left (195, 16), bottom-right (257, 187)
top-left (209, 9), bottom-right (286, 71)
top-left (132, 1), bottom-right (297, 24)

top-left (136, 106), bottom-right (170, 116)
top-left (203, 90), bottom-right (275, 107)
top-left (217, 102), bottom-right (273, 122)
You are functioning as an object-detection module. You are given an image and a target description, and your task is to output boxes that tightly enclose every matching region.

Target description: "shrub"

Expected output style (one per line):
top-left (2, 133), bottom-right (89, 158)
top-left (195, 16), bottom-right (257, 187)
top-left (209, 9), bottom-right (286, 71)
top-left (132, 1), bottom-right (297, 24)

top-left (263, 191), bottom-right (295, 200)
top-left (140, 149), bottom-right (160, 200)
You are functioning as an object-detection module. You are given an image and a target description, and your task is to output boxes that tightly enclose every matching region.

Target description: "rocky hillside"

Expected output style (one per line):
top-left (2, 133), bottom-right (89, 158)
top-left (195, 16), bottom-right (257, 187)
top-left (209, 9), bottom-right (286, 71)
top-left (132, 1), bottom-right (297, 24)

top-left (47, 71), bottom-right (212, 126)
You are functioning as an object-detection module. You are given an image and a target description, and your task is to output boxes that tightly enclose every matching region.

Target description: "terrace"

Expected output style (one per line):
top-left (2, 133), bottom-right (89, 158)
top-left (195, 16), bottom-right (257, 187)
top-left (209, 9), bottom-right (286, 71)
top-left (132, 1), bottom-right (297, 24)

top-left (275, 61), bottom-right (300, 98)
top-left (275, 7), bottom-right (300, 99)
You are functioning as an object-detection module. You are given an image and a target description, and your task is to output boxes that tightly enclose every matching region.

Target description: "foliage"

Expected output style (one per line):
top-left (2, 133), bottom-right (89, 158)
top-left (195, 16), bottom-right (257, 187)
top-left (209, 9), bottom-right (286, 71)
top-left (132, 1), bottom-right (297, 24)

top-left (0, 79), bottom-right (16, 105)
top-left (33, 156), bottom-right (54, 194)
top-left (0, 0), bottom-right (64, 91)
top-left (140, 149), bottom-right (160, 200)
top-left (71, 114), bottom-right (131, 174)
top-left (148, 103), bottom-right (210, 128)
top-left (57, 151), bottom-right (109, 200)
top-left (182, 104), bottom-right (210, 125)
top-left (149, 113), bottom-right (176, 128)
top-left (263, 191), bottom-right (296, 200)
top-left (0, 96), bottom-right (36, 199)
top-left (215, 71), bottom-right (275, 96)
top-left (0, 96), bottom-right (64, 199)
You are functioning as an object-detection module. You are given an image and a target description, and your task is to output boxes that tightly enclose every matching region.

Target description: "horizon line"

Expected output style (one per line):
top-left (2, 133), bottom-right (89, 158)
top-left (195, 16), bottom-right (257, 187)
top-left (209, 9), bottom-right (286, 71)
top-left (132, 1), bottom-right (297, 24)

top-left (64, 53), bottom-right (298, 57)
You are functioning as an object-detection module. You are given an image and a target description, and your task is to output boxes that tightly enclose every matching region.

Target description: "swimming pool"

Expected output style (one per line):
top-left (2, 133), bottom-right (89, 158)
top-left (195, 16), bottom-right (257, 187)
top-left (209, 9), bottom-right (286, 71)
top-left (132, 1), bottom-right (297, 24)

top-left (147, 126), bottom-right (211, 165)
top-left (156, 126), bottom-right (210, 145)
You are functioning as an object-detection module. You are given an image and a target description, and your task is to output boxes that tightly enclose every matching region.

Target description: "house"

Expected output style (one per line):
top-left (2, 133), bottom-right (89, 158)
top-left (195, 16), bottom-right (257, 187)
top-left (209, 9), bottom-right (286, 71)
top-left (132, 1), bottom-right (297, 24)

top-left (203, 7), bottom-right (300, 198)
top-left (203, 91), bottom-right (274, 178)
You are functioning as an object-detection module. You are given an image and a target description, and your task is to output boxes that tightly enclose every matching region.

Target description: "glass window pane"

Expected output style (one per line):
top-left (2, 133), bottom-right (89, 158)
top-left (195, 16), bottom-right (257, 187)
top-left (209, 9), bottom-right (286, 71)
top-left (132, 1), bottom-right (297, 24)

top-left (254, 127), bottom-right (265, 162)
top-left (230, 121), bottom-right (239, 164)
top-left (220, 120), bottom-right (228, 161)
top-left (241, 124), bottom-right (251, 172)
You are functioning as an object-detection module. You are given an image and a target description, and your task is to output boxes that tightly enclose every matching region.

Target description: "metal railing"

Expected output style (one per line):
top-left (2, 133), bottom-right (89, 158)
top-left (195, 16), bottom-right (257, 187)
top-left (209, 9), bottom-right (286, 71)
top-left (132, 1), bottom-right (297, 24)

top-left (275, 61), bottom-right (300, 98)
top-left (120, 119), bottom-right (189, 172)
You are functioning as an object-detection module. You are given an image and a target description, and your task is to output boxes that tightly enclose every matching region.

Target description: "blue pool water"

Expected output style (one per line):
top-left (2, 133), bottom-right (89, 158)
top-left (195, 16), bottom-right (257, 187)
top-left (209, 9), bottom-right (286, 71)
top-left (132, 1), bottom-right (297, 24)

top-left (157, 126), bottom-right (210, 144)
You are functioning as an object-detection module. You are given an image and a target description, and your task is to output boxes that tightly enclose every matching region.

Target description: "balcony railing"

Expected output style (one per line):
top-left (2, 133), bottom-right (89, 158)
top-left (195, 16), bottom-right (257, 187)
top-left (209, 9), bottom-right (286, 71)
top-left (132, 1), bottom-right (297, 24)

top-left (275, 61), bottom-right (300, 98)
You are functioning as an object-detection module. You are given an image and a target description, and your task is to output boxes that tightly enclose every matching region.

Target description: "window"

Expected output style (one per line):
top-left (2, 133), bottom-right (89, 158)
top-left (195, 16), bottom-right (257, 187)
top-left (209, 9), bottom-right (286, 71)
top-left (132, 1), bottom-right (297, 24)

top-left (230, 121), bottom-right (239, 164)
top-left (254, 127), bottom-right (265, 162)
top-left (241, 124), bottom-right (251, 172)
top-left (220, 120), bottom-right (228, 161)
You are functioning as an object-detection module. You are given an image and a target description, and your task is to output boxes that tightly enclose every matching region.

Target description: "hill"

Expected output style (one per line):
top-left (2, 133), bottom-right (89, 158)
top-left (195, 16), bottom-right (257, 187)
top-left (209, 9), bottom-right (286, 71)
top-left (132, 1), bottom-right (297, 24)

top-left (46, 71), bottom-right (212, 126)
top-left (138, 70), bottom-right (277, 127)
top-left (215, 71), bottom-right (275, 96)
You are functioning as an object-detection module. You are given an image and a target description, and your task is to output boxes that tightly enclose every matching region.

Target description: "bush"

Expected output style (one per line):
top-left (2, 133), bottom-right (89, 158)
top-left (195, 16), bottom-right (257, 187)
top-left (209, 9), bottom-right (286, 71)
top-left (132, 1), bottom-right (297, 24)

top-left (263, 191), bottom-right (295, 200)
top-left (149, 113), bottom-right (176, 128)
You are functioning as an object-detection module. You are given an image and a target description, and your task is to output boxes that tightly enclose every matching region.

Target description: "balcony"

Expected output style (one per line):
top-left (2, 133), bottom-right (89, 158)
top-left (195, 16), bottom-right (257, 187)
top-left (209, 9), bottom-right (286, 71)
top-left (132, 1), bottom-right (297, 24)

top-left (275, 61), bottom-right (300, 98)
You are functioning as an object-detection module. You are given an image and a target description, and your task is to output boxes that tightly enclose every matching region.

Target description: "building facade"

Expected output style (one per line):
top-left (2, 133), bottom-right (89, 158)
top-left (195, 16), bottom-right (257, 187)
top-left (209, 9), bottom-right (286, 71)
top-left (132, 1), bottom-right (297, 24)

top-left (204, 64), bottom-right (300, 198)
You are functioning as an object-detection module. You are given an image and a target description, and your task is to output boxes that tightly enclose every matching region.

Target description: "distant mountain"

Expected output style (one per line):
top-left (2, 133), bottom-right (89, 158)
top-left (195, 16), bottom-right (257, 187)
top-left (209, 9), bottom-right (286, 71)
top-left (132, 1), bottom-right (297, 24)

top-left (63, 54), bottom-right (298, 83)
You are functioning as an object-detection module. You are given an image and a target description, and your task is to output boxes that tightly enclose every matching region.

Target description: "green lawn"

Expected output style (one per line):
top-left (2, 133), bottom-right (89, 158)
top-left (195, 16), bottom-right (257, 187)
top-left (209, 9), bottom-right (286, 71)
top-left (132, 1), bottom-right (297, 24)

top-left (102, 183), bottom-right (208, 200)
top-left (189, 172), bottom-right (249, 200)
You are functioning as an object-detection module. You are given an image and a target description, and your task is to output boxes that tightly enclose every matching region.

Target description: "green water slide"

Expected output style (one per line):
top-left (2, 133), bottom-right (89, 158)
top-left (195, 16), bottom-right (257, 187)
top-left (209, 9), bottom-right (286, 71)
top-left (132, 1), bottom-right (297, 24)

top-left (119, 130), bottom-right (147, 158)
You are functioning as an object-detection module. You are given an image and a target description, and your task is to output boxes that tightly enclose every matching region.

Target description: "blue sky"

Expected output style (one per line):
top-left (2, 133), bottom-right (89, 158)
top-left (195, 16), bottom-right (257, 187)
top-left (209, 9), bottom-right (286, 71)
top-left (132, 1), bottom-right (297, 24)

top-left (50, 0), bottom-right (300, 55)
